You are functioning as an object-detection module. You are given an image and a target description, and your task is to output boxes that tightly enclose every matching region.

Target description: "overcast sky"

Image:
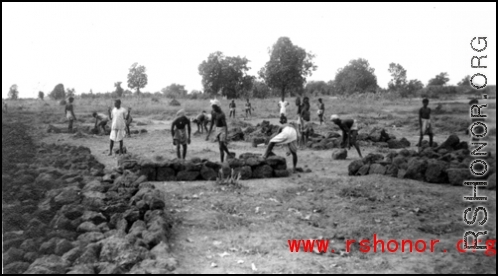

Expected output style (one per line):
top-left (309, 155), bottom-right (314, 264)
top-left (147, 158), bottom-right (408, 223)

top-left (2, 2), bottom-right (496, 98)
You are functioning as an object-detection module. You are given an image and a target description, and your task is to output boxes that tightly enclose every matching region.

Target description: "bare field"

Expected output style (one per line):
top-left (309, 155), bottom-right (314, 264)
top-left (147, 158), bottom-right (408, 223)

top-left (3, 96), bottom-right (496, 273)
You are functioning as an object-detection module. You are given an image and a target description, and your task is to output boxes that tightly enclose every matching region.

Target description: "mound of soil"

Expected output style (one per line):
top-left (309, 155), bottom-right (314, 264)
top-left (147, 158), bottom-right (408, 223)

top-left (3, 121), bottom-right (177, 274)
top-left (347, 134), bottom-right (496, 188)
top-left (169, 99), bottom-right (180, 106)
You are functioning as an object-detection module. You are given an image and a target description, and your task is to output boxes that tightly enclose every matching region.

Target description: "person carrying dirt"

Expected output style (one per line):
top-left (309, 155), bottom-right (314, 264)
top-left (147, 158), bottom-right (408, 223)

top-left (330, 114), bottom-right (363, 158)
top-left (245, 99), bottom-right (253, 119)
top-left (193, 111), bottom-right (210, 133)
top-left (206, 99), bottom-right (235, 162)
top-left (108, 99), bottom-right (128, 156)
top-left (92, 112), bottom-right (109, 135)
top-left (171, 109), bottom-right (191, 159)
top-left (263, 115), bottom-right (300, 173)
top-left (317, 98), bottom-right (325, 125)
top-left (65, 97), bottom-right (76, 132)
top-left (229, 100), bottom-right (236, 118)
top-left (418, 98), bottom-right (434, 151)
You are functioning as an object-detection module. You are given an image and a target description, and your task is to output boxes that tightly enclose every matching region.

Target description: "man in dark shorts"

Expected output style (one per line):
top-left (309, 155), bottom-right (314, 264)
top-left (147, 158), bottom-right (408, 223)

top-left (331, 114), bottom-right (363, 158)
top-left (193, 111), bottom-right (210, 133)
top-left (92, 111), bottom-right (109, 135)
top-left (418, 98), bottom-right (434, 150)
top-left (206, 99), bottom-right (234, 162)
top-left (171, 109), bottom-right (191, 159)
top-left (229, 100), bottom-right (236, 118)
top-left (65, 97), bottom-right (76, 132)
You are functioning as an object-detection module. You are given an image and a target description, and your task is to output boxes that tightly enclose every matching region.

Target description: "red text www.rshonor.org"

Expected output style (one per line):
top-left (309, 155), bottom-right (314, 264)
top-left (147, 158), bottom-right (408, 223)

top-left (288, 234), bottom-right (496, 256)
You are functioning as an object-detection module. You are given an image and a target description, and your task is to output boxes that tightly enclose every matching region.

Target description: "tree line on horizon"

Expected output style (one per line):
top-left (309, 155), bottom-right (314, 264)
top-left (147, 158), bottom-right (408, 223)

top-left (6, 37), bottom-right (492, 101)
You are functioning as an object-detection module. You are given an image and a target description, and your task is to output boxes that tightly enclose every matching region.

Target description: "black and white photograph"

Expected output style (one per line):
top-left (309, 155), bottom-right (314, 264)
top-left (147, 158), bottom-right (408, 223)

top-left (2, 2), bottom-right (496, 274)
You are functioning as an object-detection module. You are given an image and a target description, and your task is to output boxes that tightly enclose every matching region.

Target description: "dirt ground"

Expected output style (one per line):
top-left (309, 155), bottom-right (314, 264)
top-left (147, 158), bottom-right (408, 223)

top-left (5, 98), bottom-right (497, 274)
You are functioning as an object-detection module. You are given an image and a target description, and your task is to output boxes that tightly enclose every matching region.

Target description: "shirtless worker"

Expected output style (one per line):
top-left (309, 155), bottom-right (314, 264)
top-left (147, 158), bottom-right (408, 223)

top-left (262, 115), bottom-right (300, 173)
top-left (193, 111), bottom-right (210, 133)
top-left (299, 97), bottom-right (312, 147)
top-left (330, 114), bottom-right (363, 158)
top-left (229, 100), bottom-right (236, 118)
top-left (418, 98), bottom-right (434, 150)
top-left (206, 99), bottom-right (234, 162)
top-left (171, 109), bottom-right (191, 159)
top-left (92, 111), bottom-right (109, 135)
top-left (125, 108), bottom-right (133, 137)
top-left (65, 97), bottom-right (77, 132)
top-left (244, 99), bottom-right (253, 119)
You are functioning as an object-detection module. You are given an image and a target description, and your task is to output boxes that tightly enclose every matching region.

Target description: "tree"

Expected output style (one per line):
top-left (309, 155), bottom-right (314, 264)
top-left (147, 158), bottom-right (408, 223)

top-left (258, 37), bottom-right (316, 101)
top-left (388, 63), bottom-right (407, 91)
top-left (8, 84), bottom-right (19, 100)
top-left (457, 75), bottom-right (471, 87)
top-left (334, 58), bottom-right (378, 95)
top-left (49, 84), bottom-right (66, 100)
top-left (162, 83), bottom-right (188, 99)
top-left (38, 91), bottom-right (44, 100)
top-left (252, 80), bottom-right (271, 99)
top-left (428, 72), bottom-right (450, 86)
top-left (66, 88), bottom-right (75, 98)
top-left (304, 81), bottom-right (332, 96)
top-left (127, 63), bottom-right (148, 94)
top-left (402, 79), bottom-right (424, 97)
top-left (198, 52), bottom-right (254, 99)
top-left (115, 82), bottom-right (124, 98)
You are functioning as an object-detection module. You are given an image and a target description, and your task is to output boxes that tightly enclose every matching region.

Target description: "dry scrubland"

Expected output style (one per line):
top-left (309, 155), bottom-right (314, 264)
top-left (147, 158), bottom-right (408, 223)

top-left (2, 94), bottom-right (497, 274)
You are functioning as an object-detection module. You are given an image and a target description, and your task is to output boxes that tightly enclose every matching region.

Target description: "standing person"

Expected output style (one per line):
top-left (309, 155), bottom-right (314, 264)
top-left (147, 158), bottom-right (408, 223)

top-left (299, 97), bottom-right (311, 146)
top-left (317, 98), bottom-right (325, 125)
top-left (206, 99), bottom-right (234, 162)
top-left (171, 109), bottom-right (191, 159)
top-left (278, 98), bottom-right (290, 117)
top-left (229, 100), bottom-right (236, 118)
top-left (418, 98), bottom-right (434, 150)
top-left (262, 115), bottom-right (300, 173)
top-left (244, 98), bottom-right (253, 119)
top-left (125, 108), bottom-right (133, 137)
top-left (108, 99), bottom-right (128, 156)
top-left (330, 114), bottom-right (363, 158)
top-left (65, 97), bottom-right (76, 132)
top-left (92, 111), bottom-right (109, 135)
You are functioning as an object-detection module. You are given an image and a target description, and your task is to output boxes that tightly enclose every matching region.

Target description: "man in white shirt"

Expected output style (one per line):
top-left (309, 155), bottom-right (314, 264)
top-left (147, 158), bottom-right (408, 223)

top-left (108, 99), bottom-right (129, 156)
top-left (278, 99), bottom-right (289, 117)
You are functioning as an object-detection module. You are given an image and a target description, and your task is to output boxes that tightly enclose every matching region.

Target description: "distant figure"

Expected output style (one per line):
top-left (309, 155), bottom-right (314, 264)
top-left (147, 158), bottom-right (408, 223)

top-left (300, 97), bottom-right (311, 122)
top-left (263, 115), bottom-right (300, 173)
top-left (193, 111), bottom-right (210, 133)
top-left (65, 97), bottom-right (76, 132)
top-left (206, 99), bottom-right (234, 162)
top-left (279, 98), bottom-right (290, 117)
top-left (229, 100), bottom-right (236, 118)
top-left (125, 108), bottom-right (133, 137)
top-left (295, 97), bottom-right (302, 117)
top-left (245, 99), bottom-right (253, 119)
top-left (2, 100), bottom-right (7, 113)
top-left (418, 98), bottom-right (434, 150)
top-left (171, 109), bottom-right (191, 159)
top-left (331, 114), bottom-right (363, 158)
top-left (108, 99), bottom-right (128, 156)
top-left (317, 98), bottom-right (325, 125)
top-left (92, 112), bottom-right (109, 135)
